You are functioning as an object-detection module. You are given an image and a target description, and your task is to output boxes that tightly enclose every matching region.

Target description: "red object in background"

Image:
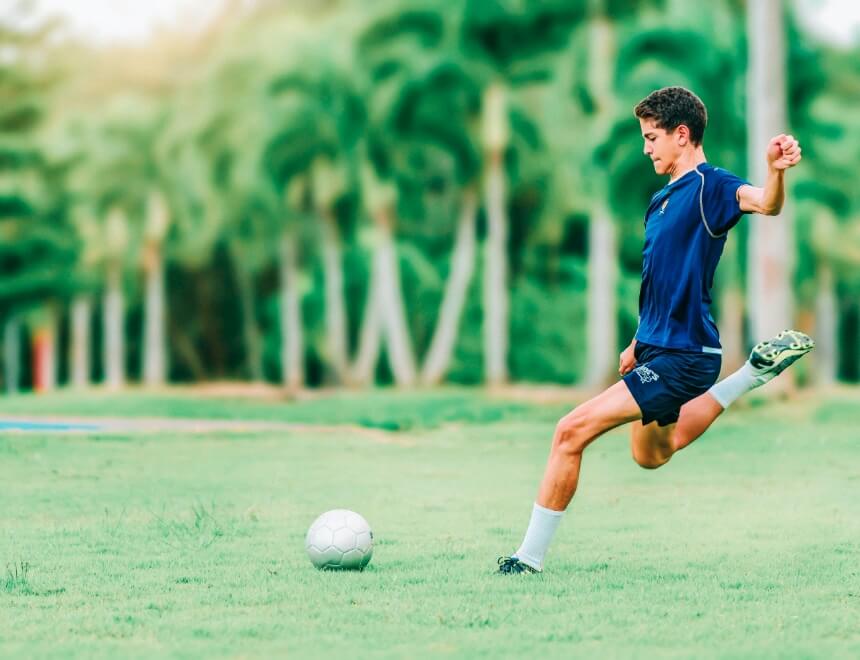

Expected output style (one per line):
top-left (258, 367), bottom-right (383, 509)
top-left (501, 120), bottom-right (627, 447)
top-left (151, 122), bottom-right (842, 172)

top-left (32, 328), bottom-right (49, 393)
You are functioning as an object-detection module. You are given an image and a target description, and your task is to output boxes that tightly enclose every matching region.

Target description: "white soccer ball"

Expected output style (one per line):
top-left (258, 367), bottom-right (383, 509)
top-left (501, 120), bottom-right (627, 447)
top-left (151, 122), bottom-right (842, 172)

top-left (305, 509), bottom-right (373, 570)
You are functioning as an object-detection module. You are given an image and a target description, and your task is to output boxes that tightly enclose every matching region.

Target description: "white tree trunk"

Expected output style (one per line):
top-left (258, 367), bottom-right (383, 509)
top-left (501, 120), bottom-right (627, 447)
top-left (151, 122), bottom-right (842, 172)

top-left (320, 211), bottom-right (350, 383)
top-left (229, 241), bottom-right (264, 382)
top-left (483, 153), bottom-right (509, 386)
top-left (814, 263), bottom-right (837, 384)
top-left (375, 211), bottom-right (417, 387)
top-left (103, 260), bottom-right (125, 389)
top-left (46, 308), bottom-right (58, 391)
top-left (279, 231), bottom-right (304, 390)
top-left (3, 315), bottom-right (20, 394)
top-left (584, 9), bottom-right (619, 387)
top-left (746, 0), bottom-right (793, 342)
top-left (143, 242), bottom-right (168, 387)
top-left (585, 200), bottom-right (617, 387)
top-left (70, 294), bottom-right (92, 388)
top-left (421, 190), bottom-right (478, 385)
top-left (351, 262), bottom-right (383, 386)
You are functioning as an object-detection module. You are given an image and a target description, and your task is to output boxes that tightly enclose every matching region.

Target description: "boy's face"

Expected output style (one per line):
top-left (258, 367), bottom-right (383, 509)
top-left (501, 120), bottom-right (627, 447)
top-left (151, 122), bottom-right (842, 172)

top-left (639, 117), bottom-right (685, 176)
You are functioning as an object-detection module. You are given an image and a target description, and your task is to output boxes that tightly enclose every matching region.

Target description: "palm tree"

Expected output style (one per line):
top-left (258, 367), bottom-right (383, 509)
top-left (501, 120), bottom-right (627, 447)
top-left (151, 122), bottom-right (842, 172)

top-left (280, 178), bottom-right (307, 390)
top-left (357, 3), bottom-right (558, 386)
top-left (784, 23), bottom-right (860, 383)
top-left (3, 316), bottom-right (21, 394)
top-left (311, 156), bottom-right (351, 382)
top-left (583, 2), bottom-right (619, 387)
top-left (505, 0), bottom-right (656, 385)
top-left (63, 111), bottom-right (146, 390)
top-left (67, 212), bottom-right (102, 388)
top-left (128, 110), bottom-right (175, 389)
top-left (69, 292), bottom-right (93, 388)
top-left (459, 0), bottom-right (611, 384)
top-left (370, 47), bottom-right (484, 384)
top-left (142, 191), bottom-right (170, 386)
top-left (264, 65), bottom-right (363, 384)
top-left (420, 186), bottom-right (478, 385)
top-left (153, 40), bottom-right (284, 382)
top-left (480, 83), bottom-right (511, 386)
top-left (154, 114), bottom-right (228, 380)
top-left (353, 9), bottom-right (471, 386)
top-left (810, 210), bottom-right (839, 384)
top-left (360, 162), bottom-right (418, 386)
top-left (102, 206), bottom-right (129, 389)
top-left (745, 0), bottom-right (793, 343)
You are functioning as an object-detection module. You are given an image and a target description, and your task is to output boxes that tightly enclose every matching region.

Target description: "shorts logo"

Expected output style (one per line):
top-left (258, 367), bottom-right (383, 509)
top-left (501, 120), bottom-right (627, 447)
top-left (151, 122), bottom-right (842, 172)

top-left (634, 365), bottom-right (660, 384)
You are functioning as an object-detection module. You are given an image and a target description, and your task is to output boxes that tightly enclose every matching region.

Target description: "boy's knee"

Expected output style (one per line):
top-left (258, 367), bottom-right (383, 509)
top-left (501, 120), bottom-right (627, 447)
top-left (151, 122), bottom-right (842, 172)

top-left (553, 409), bottom-right (591, 456)
top-left (631, 447), bottom-right (671, 470)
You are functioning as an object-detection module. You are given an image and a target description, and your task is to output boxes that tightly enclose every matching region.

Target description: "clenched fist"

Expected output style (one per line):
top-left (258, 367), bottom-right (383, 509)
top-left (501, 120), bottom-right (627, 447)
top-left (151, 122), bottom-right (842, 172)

top-left (766, 134), bottom-right (802, 170)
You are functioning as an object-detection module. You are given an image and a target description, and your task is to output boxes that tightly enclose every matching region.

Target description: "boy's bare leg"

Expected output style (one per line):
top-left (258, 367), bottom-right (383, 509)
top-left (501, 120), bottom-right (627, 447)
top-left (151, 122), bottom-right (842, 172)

top-left (500, 381), bottom-right (641, 573)
top-left (672, 392), bottom-right (725, 451)
top-left (630, 392), bottom-right (724, 468)
top-left (503, 330), bottom-right (814, 573)
top-left (632, 329), bottom-right (817, 466)
top-left (536, 380), bottom-right (642, 510)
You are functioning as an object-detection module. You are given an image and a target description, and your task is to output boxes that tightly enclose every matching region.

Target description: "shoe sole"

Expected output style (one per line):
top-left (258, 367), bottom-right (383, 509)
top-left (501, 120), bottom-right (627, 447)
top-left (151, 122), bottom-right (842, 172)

top-left (750, 330), bottom-right (815, 375)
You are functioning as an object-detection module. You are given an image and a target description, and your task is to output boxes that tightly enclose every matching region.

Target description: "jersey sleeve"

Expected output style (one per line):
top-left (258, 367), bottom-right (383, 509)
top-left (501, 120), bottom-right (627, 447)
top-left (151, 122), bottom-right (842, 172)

top-left (702, 168), bottom-right (749, 236)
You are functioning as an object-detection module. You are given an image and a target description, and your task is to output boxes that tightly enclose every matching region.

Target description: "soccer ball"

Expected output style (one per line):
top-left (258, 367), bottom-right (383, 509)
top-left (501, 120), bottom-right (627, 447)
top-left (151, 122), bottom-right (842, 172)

top-left (305, 509), bottom-right (373, 570)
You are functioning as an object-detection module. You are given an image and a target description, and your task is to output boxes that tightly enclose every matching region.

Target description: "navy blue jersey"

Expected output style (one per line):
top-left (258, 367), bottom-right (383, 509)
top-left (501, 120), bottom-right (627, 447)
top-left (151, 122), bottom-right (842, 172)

top-left (635, 163), bottom-right (749, 353)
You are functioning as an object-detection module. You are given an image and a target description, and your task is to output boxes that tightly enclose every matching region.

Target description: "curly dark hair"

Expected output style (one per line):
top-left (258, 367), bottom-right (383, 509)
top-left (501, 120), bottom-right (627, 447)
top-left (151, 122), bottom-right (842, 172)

top-left (633, 87), bottom-right (708, 145)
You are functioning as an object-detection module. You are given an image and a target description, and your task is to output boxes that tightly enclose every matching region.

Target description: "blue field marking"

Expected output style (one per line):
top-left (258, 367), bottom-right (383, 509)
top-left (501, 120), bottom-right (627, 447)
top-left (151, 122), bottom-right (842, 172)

top-left (0, 420), bottom-right (101, 431)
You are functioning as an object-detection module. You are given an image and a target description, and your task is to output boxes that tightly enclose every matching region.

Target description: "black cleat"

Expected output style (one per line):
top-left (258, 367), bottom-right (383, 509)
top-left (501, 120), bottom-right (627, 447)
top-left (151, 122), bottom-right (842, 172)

top-left (749, 329), bottom-right (814, 380)
top-left (497, 556), bottom-right (538, 574)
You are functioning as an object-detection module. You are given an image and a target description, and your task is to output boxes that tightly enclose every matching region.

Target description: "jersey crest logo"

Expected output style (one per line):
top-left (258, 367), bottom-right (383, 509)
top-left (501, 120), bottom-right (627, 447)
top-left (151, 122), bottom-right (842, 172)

top-left (659, 197), bottom-right (670, 215)
top-left (634, 365), bottom-right (660, 384)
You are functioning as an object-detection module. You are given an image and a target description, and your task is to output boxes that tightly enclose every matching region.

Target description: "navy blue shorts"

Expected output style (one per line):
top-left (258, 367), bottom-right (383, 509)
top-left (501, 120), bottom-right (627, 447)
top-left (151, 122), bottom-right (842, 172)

top-left (622, 342), bottom-right (721, 427)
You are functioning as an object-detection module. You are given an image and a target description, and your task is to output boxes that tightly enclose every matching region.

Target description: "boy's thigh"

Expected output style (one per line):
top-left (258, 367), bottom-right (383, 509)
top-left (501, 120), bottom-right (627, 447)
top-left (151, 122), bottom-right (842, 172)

top-left (559, 380), bottom-right (642, 441)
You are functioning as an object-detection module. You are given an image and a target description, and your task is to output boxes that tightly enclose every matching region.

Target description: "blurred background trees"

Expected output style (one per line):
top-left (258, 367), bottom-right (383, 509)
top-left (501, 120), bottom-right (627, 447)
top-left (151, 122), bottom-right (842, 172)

top-left (1, 0), bottom-right (858, 392)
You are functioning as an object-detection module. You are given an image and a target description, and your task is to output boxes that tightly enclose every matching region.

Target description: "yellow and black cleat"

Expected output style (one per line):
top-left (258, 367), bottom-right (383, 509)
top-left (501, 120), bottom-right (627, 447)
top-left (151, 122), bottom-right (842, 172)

top-left (749, 330), bottom-right (815, 377)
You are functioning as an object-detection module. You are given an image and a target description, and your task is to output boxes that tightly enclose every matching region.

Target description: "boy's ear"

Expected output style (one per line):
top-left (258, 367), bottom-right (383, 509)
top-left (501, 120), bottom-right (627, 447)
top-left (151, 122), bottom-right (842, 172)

top-left (677, 124), bottom-right (689, 146)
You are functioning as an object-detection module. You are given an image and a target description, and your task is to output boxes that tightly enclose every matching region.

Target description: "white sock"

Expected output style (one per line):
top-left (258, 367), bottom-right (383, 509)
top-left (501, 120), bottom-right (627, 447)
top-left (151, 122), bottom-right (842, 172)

top-left (515, 502), bottom-right (564, 571)
top-left (708, 361), bottom-right (772, 409)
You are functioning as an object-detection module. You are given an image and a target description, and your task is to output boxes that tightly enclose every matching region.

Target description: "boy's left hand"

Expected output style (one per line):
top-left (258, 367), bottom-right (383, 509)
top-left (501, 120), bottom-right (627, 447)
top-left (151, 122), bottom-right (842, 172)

top-left (766, 134), bottom-right (802, 170)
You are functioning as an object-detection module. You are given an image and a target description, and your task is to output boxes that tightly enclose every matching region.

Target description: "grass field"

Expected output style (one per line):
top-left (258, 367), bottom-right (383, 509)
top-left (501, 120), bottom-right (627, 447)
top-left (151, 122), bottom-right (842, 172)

top-left (2, 388), bottom-right (859, 658)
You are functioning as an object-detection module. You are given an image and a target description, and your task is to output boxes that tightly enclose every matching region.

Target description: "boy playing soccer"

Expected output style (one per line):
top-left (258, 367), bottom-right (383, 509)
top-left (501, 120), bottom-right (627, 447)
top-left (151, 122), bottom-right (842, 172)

top-left (498, 86), bottom-right (814, 574)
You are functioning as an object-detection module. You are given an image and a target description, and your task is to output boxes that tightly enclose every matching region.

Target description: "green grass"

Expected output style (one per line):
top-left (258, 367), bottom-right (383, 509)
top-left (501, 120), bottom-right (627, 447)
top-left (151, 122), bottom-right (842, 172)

top-left (1, 389), bottom-right (859, 658)
top-left (0, 387), bottom-right (566, 430)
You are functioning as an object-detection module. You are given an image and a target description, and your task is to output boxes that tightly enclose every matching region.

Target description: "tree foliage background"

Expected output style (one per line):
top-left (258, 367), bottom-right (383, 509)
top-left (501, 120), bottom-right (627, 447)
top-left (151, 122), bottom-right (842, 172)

top-left (1, 0), bottom-right (858, 392)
